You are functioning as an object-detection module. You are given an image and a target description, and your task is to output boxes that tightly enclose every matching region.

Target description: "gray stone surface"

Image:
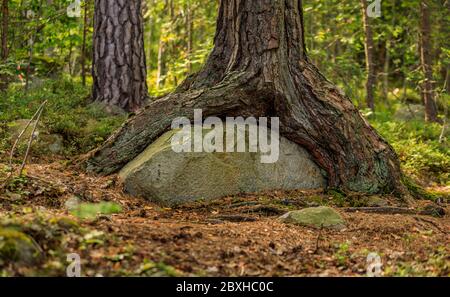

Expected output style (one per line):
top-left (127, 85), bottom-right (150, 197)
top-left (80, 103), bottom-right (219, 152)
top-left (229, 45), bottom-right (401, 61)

top-left (119, 127), bottom-right (326, 206)
top-left (279, 207), bottom-right (346, 230)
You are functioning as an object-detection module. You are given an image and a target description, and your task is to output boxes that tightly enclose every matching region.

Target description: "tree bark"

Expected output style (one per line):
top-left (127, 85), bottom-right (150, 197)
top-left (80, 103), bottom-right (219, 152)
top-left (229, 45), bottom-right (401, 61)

top-left (0, 0), bottom-right (9, 90)
top-left (0, 0), bottom-right (7, 60)
top-left (81, 0), bottom-right (89, 86)
top-left (419, 0), bottom-right (439, 122)
top-left (92, 0), bottom-right (148, 112)
top-left (156, 36), bottom-right (166, 88)
top-left (360, 0), bottom-right (376, 111)
top-left (146, 0), bottom-right (154, 73)
top-left (85, 0), bottom-right (407, 198)
top-left (185, 0), bottom-right (194, 73)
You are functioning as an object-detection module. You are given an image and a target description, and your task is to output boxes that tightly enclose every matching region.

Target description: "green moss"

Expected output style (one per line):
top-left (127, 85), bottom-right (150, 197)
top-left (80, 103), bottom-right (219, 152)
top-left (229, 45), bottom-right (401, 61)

top-left (402, 176), bottom-right (440, 201)
top-left (280, 207), bottom-right (346, 229)
top-left (0, 77), bottom-right (126, 156)
top-left (70, 202), bottom-right (122, 220)
top-left (137, 260), bottom-right (182, 277)
top-left (0, 228), bottom-right (41, 264)
top-left (327, 189), bottom-right (347, 207)
top-left (54, 217), bottom-right (80, 231)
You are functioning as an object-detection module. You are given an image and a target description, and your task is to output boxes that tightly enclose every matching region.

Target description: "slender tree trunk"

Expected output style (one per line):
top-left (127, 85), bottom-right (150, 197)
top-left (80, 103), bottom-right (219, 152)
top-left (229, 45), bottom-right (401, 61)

top-left (92, 0), bottom-right (148, 112)
top-left (1, 0), bottom-right (7, 60)
top-left (382, 40), bottom-right (390, 100)
top-left (146, 0), bottom-right (154, 73)
top-left (156, 36), bottom-right (166, 88)
top-left (0, 0), bottom-right (9, 90)
top-left (419, 0), bottom-right (439, 122)
top-left (86, 0), bottom-right (407, 198)
top-left (361, 0), bottom-right (376, 111)
top-left (185, 0), bottom-right (194, 73)
top-left (81, 0), bottom-right (89, 86)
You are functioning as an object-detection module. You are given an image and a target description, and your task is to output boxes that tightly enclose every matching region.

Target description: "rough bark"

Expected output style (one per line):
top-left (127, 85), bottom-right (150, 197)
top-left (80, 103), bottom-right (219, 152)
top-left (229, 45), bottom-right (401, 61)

top-left (0, 0), bottom-right (7, 60)
top-left (419, 0), bottom-right (439, 122)
top-left (92, 0), bottom-right (148, 112)
top-left (85, 0), bottom-right (407, 197)
top-left (185, 0), bottom-right (194, 73)
top-left (81, 0), bottom-right (89, 86)
top-left (0, 0), bottom-right (9, 90)
top-left (361, 0), bottom-right (376, 111)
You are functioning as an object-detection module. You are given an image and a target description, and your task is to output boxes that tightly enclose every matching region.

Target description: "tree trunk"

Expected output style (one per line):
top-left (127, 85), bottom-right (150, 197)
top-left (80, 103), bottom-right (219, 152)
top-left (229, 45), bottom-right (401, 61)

top-left (361, 0), bottom-right (376, 111)
top-left (185, 0), bottom-right (194, 73)
top-left (146, 0), bottom-right (154, 73)
top-left (382, 40), bottom-right (390, 100)
top-left (85, 0), bottom-right (407, 198)
top-left (0, 0), bottom-right (9, 90)
top-left (92, 0), bottom-right (148, 112)
top-left (156, 36), bottom-right (166, 88)
top-left (0, 0), bottom-right (7, 60)
top-left (419, 0), bottom-right (439, 122)
top-left (81, 0), bottom-right (89, 86)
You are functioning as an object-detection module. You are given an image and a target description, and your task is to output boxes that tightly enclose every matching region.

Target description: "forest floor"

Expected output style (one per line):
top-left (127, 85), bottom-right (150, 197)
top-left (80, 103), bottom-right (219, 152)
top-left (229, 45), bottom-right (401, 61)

top-left (0, 158), bottom-right (448, 277)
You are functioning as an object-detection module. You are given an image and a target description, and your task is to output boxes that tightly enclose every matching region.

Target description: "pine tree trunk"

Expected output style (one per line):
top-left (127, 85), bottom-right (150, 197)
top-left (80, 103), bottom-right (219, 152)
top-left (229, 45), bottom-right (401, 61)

top-left (85, 0), bottom-right (407, 198)
top-left (0, 0), bottom-right (7, 60)
top-left (156, 36), bottom-right (166, 88)
top-left (185, 0), bottom-right (194, 73)
top-left (420, 0), bottom-right (439, 122)
top-left (146, 0), bottom-right (154, 73)
top-left (81, 0), bottom-right (89, 86)
top-left (361, 0), bottom-right (376, 111)
top-left (0, 0), bottom-right (9, 90)
top-left (92, 0), bottom-right (148, 112)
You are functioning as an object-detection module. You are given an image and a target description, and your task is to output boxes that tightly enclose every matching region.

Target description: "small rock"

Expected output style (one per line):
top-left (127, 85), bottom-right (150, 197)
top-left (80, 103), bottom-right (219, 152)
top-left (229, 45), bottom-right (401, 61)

top-left (0, 228), bottom-right (42, 265)
top-left (279, 206), bottom-right (346, 230)
top-left (64, 196), bottom-right (81, 211)
top-left (367, 196), bottom-right (388, 207)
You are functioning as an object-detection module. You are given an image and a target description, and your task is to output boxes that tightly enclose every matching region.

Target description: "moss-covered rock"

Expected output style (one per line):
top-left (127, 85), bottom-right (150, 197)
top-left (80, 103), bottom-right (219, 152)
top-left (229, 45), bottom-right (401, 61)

top-left (0, 228), bottom-right (42, 265)
top-left (279, 207), bottom-right (346, 230)
top-left (8, 119), bottom-right (65, 154)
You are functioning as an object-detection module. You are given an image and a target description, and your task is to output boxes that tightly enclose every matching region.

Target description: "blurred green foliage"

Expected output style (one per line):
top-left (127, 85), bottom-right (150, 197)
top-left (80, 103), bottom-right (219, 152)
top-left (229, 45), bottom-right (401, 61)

top-left (0, 77), bottom-right (126, 156)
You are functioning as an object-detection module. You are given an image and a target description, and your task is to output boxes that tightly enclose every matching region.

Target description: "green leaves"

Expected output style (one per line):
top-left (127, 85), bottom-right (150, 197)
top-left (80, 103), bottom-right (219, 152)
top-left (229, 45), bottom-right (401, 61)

top-left (70, 202), bottom-right (122, 220)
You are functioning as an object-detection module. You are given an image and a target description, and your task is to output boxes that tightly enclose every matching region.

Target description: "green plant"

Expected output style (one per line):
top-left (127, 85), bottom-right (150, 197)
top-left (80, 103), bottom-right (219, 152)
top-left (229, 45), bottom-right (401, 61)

top-left (70, 202), bottom-right (122, 220)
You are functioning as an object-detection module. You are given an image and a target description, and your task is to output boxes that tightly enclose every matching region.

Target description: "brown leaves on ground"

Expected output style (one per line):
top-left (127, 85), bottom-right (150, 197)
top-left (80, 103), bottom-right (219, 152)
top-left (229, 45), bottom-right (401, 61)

top-left (0, 161), bottom-right (449, 277)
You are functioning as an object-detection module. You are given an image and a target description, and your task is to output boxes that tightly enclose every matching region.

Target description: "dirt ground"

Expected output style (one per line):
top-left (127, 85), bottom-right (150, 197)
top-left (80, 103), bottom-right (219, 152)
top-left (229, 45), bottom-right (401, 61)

top-left (0, 160), bottom-right (448, 277)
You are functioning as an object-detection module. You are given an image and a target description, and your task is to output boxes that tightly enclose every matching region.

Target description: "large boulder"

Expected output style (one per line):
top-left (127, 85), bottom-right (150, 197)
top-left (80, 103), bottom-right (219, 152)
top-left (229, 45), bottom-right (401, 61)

top-left (119, 127), bottom-right (326, 206)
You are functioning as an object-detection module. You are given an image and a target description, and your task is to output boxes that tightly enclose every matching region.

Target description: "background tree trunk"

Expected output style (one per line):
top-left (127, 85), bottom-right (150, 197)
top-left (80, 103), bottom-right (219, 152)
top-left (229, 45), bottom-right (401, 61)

top-left (81, 0), bottom-right (89, 86)
top-left (0, 0), bottom-right (7, 61)
top-left (92, 0), bottom-right (148, 112)
top-left (185, 0), bottom-right (194, 74)
top-left (419, 0), bottom-right (439, 122)
top-left (86, 0), bottom-right (407, 198)
top-left (156, 36), bottom-right (166, 88)
top-left (0, 0), bottom-right (9, 90)
top-left (360, 0), bottom-right (376, 111)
